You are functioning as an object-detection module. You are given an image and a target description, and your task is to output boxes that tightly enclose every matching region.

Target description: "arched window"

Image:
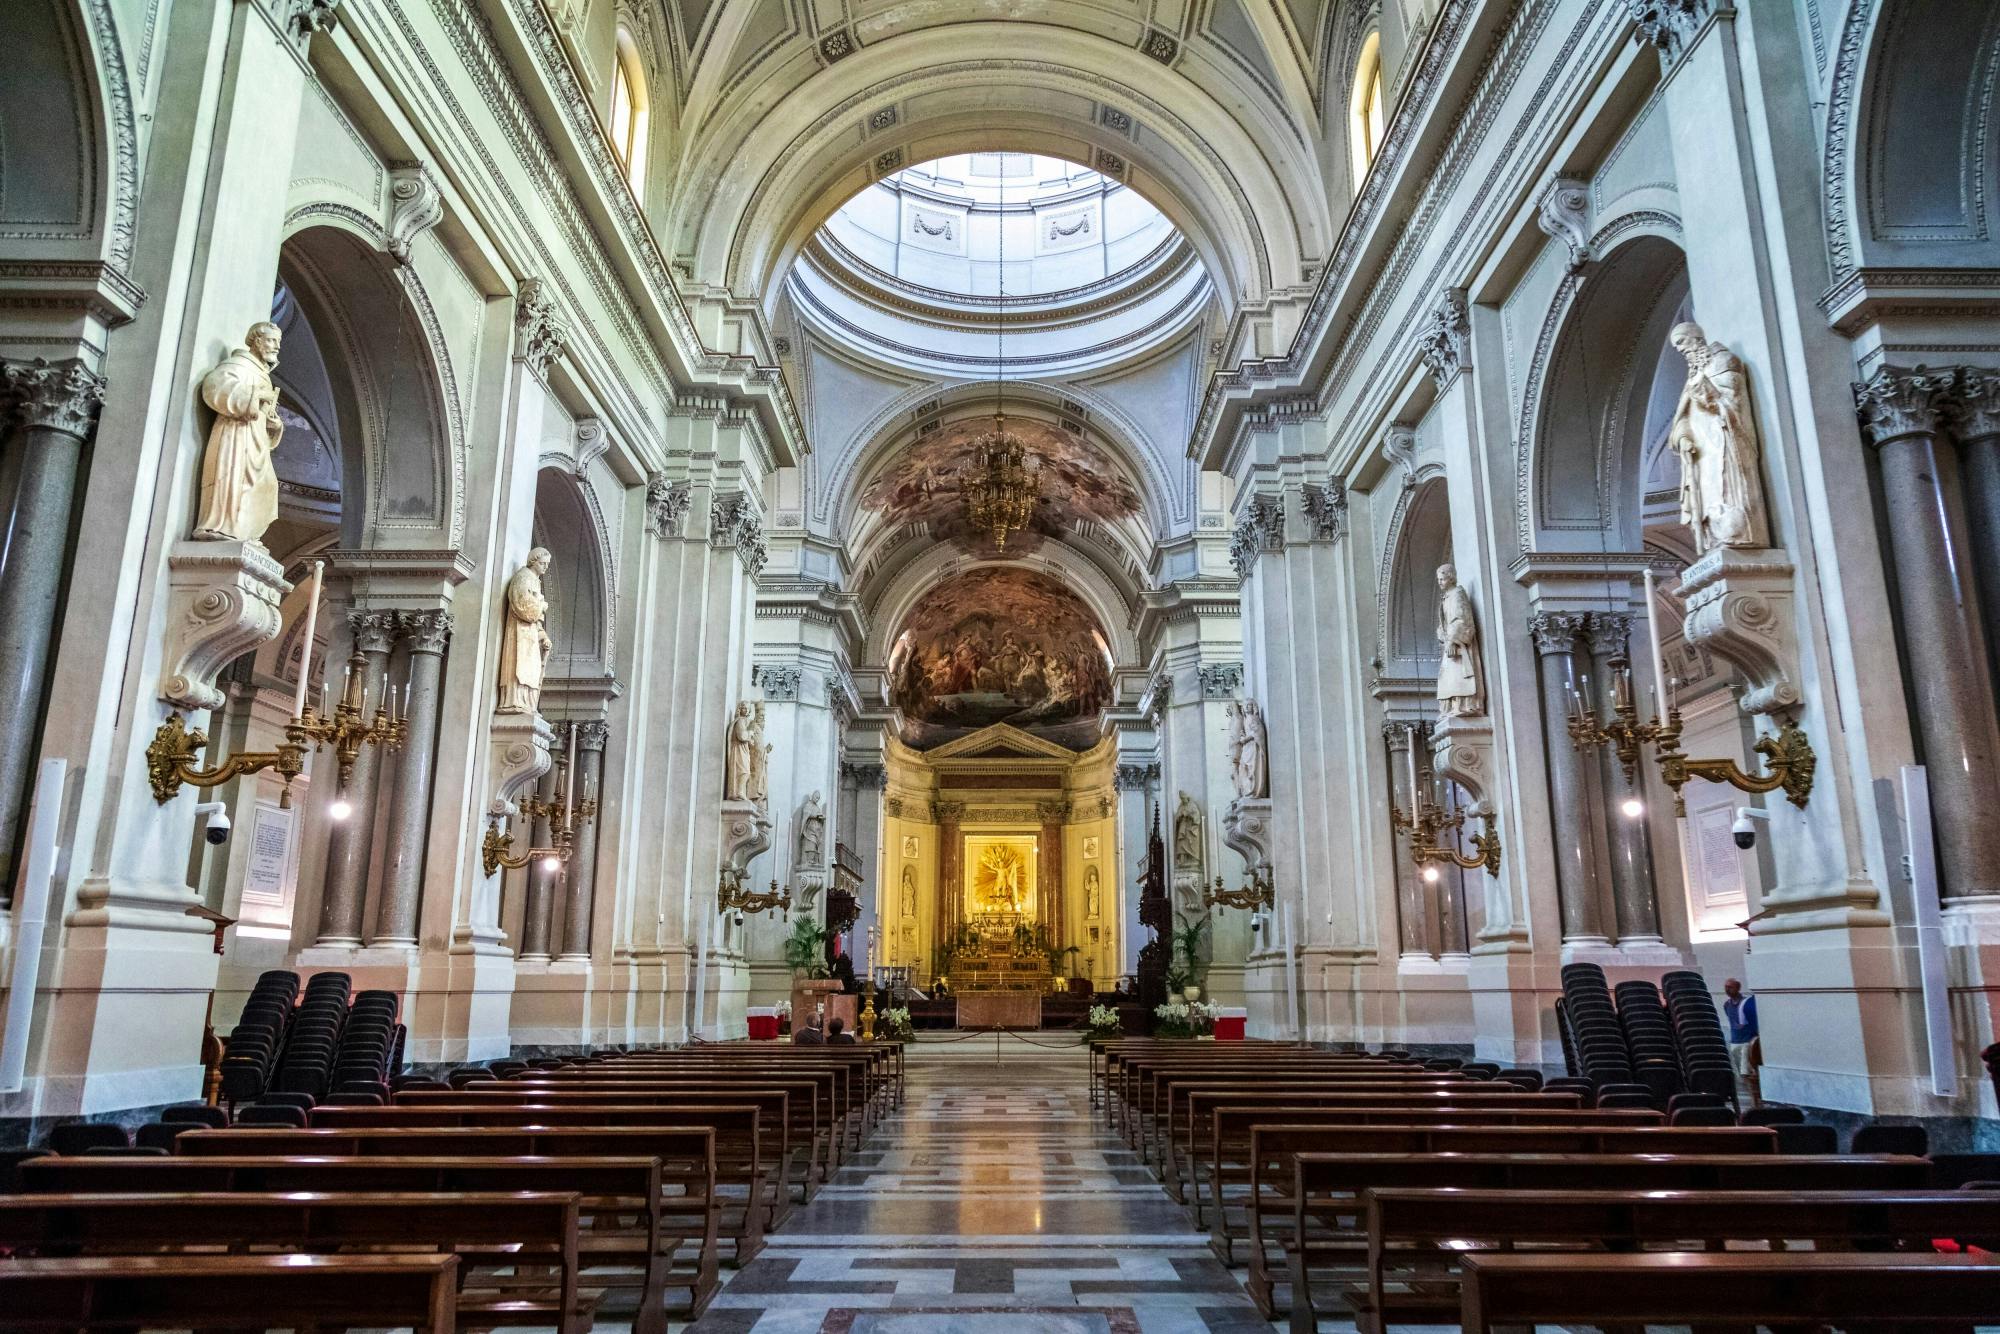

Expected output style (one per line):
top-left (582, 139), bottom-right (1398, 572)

top-left (1349, 32), bottom-right (1386, 185)
top-left (608, 31), bottom-right (649, 196)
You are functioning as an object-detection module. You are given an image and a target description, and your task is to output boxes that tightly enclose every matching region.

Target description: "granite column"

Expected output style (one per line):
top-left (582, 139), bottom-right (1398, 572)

top-left (0, 359), bottom-right (104, 894)
top-left (519, 759), bottom-right (561, 961)
top-left (1586, 613), bottom-right (1664, 944)
top-left (1858, 369), bottom-right (2000, 897)
top-left (1531, 611), bottom-right (1610, 945)
top-left (560, 720), bottom-right (608, 960)
top-left (1384, 722), bottom-right (1434, 960)
top-left (934, 799), bottom-right (964, 970)
top-left (1950, 371), bottom-right (2000, 698)
top-left (312, 610), bottom-right (397, 947)
top-left (372, 608), bottom-right (449, 946)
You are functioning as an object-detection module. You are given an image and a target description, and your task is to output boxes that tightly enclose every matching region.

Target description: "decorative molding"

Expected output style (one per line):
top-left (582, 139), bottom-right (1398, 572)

top-left (1416, 287), bottom-right (1471, 387)
top-left (1301, 481), bottom-right (1348, 542)
top-left (160, 540), bottom-right (289, 711)
top-left (513, 277), bottom-right (569, 379)
top-left (1197, 662), bottom-right (1245, 699)
top-left (753, 662), bottom-right (802, 701)
top-left (384, 161), bottom-right (443, 266)
top-left (1527, 610), bottom-right (1588, 656)
top-left (1536, 174), bottom-right (1593, 273)
top-left (709, 491), bottom-right (767, 577)
top-left (818, 27), bottom-right (855, 63)
top-left (1619, 0), bottom-right (1725, 66)
top-left (1677, 546), bottom-right (1802, 716)
top-left (1228, 493), bottom-right (1286, 577)
top-left (400, 607), bottom-right (453, 654)
top-left (644, 475), bottom-right (692, 539)
top-left (1, 357), bottom-right (106, 438)
top-left (1142, 28), bottom-right (1180, 63)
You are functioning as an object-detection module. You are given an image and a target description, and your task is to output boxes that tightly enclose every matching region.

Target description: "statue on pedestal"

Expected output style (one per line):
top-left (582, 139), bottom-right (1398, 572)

top-left (496, 548), bottom-right (553, 715)
top-left (901, 865), bottom-right (918, 919)
top-left (799, 790), bottom-right (827, 867)
top-left (1228, 699), bottom-right (1269, 799)
top-left (726, 701), bottom-right (759, 802)
top-left (192, 323), bottom-right (285, 544)
top-left (1174, 792), bottom-right (1203, 871)
top-left (1435, 563), bottom-right (1486, 718)
top-left (1669, 321), bottom-right (1771, 553)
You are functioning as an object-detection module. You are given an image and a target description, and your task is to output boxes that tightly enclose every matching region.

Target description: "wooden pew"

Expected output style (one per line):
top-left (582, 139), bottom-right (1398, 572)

top-left (0, 1253), bottom-right (460, 1332)
top-left (1101, 1047), bottom-right (1387, 1131)
top-left (1089, 1037), bottom-right (1312, 1109)
top-left (1193, 1100), bottom-right (1662, 1237)
top-left (316, 1100), bottom-right (793, 1226)
top-left (1252, 1150), bottom-right (1933, 1319)
top-left (581, 1046), bottom-right (898, 1133)
top-left (523, 1064), bottom-right (862, 1158)
top-left (1132, 1071), bottom-right (1477, 1161)
top-left (1120, 1059), bottom-right (1439, 1144)
top-left (1457, 1251), bottom-right (2000, 1334)
top-left (1349, 1188), bottom-right (2000, 1334)
top-left (17, 1153), bottom-right (698, 1329)
top-left (0, 1191), bottom-right (588, 1334)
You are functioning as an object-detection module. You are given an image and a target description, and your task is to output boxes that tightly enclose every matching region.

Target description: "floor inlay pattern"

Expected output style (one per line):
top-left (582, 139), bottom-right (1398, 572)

top-left (683, 1048), bottom-right (1286, 1332)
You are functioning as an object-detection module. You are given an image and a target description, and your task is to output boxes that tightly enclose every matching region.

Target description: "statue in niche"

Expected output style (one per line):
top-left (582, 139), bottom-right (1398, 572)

top-left (192, 322), bottom-right (286, 544)
top-left (1174, 792), bottom-right (1203, 871)
top-left (725, 701), bottom-right (759, 802)
top-left (798, 790), bottom-right (826, 867)
top-left (1085, 864), bottom-right (1101, 919)
top-left (496, 548), bottom-right (554, 715)
top-left (749, 703), bottom-right (771, 805)
top-left (1669, 321), bottom-right (1771, 553)
top-left (1434, 563), bottom-right (1486, 717)
top-left (1228, 699), bottom-right (1269, 800)
top-left (901, 865), bottom-right (917, 919)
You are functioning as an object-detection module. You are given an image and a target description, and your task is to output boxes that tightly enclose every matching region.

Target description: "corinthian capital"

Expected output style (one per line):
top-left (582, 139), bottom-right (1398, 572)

top-left (399, 607), bottom-right (454, 654)
top-left (1951, 369), bottom-right (2000, 444)
top-left (2, 357), bottom-right (106, 439)
top-left (1584, 612), bottom-right (1632, 657)
top-left (1854, 366), bottom-right (1959, 448)
top-left (514, 277), bottom-right (570, 380)
top-left (1621, 0), bottom-right (1722, 65)
top-left (1528, 610), bottom-right (1588, 656)
top-left (348, 608), bottom-right (400, 655)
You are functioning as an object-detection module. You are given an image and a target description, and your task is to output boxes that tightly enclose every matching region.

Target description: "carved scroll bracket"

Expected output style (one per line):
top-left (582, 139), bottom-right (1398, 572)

top-left (160, 539), bottom-right (290, 711)
top-left (1676, 545), bottom-right (1801, 716)
top-left (487, 711), bottom-right (553, 818)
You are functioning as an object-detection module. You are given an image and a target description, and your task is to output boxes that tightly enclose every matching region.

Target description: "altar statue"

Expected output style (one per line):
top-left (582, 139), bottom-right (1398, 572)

top-left (192, 322), bottom-right (286, 543)
top-left (496, 548), bottom-right (553, 715)
top-left (1669, 321), bottom-right (1771, 552)
top-left (1435, 563), bottom-right (1486, 717)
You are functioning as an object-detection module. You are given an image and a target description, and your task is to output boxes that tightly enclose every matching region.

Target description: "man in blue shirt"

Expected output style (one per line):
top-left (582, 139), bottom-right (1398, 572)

top-left (1723, 978), bottom-right (1759, 1105)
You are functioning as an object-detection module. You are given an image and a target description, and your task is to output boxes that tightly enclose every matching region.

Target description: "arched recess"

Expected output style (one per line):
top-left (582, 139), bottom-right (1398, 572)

top-left (1377, 469), bottom-right (1450, 676)
top-left (531, 466), bottom-right (617, 681)
top-left (276, 222), bottom-right (465, 549)
top-left (1826, 0), bottom-right (2000, 279)
top-left (1520, 232), bottom-right (1691, 555)
top-left (3, 0), bottom-right (136, 273)
top-left (668, 26), bottom-right (1328, 318)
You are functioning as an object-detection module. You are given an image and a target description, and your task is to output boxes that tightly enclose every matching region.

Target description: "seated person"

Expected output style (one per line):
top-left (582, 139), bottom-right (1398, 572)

top-left (793, 1013), bottom-right (825, 1045)
top-left (826, 1016), bottom-right (857, 1045)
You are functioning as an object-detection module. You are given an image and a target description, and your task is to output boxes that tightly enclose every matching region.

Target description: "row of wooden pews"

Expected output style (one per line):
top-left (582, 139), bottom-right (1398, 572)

top-left (1096, 1036), bottom-right (2000, 1333)
top-left (1, 1039), bottom-right (904, 1331)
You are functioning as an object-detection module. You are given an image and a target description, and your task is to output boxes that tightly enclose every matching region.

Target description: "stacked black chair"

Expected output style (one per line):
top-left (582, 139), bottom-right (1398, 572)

top-left (160, 1103), bottom-right (228, 1129)
top-left (1543, 1077), bottom-right (1596, 1105)
top-left (1554, 998), bottom-right (1580, 1076)
top-left (1661, 970), bottom-right (1735, 1104)
top-left (219, 970), bottom-right (300, 1105)
top-left (1559, 963), bottom-right (1634, 1088)
top-left (270, 972), bottom-right (351, 1101)
top-left (50, 1123), bottom-right (129, 1155)
top-left (1615, 979), bottom-right (1684, 1103)
top-left (1740, 1105), bottom-right (1805, 1126)
top-left (1852, 1123), bottom-right (1929, 1157)
top-left (332, 990), bottom-right (400, 1089)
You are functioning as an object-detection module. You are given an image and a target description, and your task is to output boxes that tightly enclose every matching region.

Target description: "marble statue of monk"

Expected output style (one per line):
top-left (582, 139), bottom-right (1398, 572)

top-left (192, 322), bottom-right (285, 543)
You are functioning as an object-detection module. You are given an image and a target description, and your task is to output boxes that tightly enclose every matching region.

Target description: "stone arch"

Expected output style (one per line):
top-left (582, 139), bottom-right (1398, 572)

top-left (1519, 232), bottom-right (1691, 555)
top-left (861, 543), bottom-right (1141, 674)
top-left (275, 221), bottom-right (465, 548)
top-left (1376, 469), bottom-right (1450, 676)
top-left (1825, 0), bottom-right (2000, 279)
top-left (532, 466), bottom-right (618, 679)
top-left (3, 0), bottom-right (137, 272)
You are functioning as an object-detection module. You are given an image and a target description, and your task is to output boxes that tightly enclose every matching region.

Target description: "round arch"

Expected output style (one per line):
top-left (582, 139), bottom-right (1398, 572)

top-left (668, 26), bottom-right (1329, 317)
top-left (532, 466), bottom-right (618, 679)
top-left (1377, 469), bottom-right (1451, 676)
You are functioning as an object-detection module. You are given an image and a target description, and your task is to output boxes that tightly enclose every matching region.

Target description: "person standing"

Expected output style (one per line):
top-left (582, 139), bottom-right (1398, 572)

top-left (1723, 977), bottom-right (1760, 1106)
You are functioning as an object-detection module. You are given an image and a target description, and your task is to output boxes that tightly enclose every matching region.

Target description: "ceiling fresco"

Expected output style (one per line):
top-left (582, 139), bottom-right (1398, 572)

top-left (889, 567), bottom-right (1115, 751)
top-left (859, 416), bottom-right (1142, 556)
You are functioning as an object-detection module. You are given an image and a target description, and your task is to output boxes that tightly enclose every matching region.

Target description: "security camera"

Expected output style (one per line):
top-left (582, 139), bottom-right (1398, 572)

top-left (195, 801), bottom-right (231, 846)
top-left (734, 910), bottom-right (746, 927)
top-left (1250, 914), bottom-right (1264, 934)
top-left (1731, 806), bottom-right (1771, 851)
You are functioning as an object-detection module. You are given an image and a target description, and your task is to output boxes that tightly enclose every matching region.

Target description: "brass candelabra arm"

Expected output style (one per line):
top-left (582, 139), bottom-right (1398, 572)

top-left (1651, 712), bottom-right (1816, 818)
top-left (1203, 874), bottom-right (1274, 913)
top-left (147, 712), bottom-right (307, 807)
top-left (1419, 809), bottom-right (1503, 877)
top-left (480, 819), bottom-right (568, 877)
top-left (719, 877), bottom-right (792, 916)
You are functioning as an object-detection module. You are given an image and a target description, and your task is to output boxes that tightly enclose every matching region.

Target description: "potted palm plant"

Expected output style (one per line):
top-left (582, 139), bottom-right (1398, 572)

top-left (1173, 911), bottom-right (1210, 1002)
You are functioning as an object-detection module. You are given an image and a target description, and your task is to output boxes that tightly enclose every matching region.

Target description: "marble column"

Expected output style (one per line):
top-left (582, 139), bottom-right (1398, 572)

top-left (0, 358), bottom-right (104, 893)
top-left (1384, 722), bottom-right (1434, 960)
top-left (1951, 371), bottom-right (2000, 696)
top-left (1039, 800), bottom-right (1068, 949)
top-left (1114, 761), bottom-right (1158, 979)
top-left (1531, 611), bottom-right (1610, 945)
top-left (1858, 368), bottom-right (2000, 897)
top-left (560, 720), bottom-right (608, 961)
top-left (312, 610), bottom-right (397, 947)
top-left (519, 755), bottom-right (562, 962)
top-left (934, 799), bottom-right (964, 964)
top-left (372, 607), bottom-right (450, 946)
top-left (1586, 613), bottom-right (1664, 944)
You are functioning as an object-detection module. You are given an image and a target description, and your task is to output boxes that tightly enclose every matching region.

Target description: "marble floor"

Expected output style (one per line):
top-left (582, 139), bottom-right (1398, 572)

top-left (683, 1038), bottom-right (1286, 1333)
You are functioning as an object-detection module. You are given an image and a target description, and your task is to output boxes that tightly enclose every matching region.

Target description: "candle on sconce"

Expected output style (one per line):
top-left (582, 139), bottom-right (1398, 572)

top-left (291, 560), bottom-right (324, 719)
top-left (563, 724), bottom-right (577, 822)
top-left (1405, 724), bottom-right (1420, 802)
top-left (1643, 567), bottom-right (1671, 716)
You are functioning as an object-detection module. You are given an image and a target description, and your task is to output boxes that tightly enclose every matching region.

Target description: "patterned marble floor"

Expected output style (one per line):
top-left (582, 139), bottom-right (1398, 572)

top-left (682, 1038), bottom-right (1286, 1333)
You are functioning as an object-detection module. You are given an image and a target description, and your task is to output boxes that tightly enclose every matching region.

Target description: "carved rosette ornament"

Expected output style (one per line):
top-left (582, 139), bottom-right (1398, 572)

top-left (645, 475), bottom-right (692, 539)
top-left (3, 357), bottom-right (106, 439)
top-left (1228, 493), bottom-right (1286, 577)
top-left (513, 277), bottom-right (570, 380)
top-left (1417, 288), bottom-right (1471, 387)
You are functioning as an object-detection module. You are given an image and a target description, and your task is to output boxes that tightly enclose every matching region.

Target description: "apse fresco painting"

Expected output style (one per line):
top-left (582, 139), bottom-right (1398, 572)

top-left (890, 567), bottom-right (1114, 750)
top-left (861, 417), bottom-right (1141, 555)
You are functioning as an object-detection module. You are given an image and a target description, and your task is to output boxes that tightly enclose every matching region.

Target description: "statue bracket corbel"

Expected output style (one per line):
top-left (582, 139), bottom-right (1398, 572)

top-left (487, 711), bottom-right (554, 819)
top-left (1676, 546), bottom-right (1801, 716)
top-left (159, 539), bottom-right (290, 711)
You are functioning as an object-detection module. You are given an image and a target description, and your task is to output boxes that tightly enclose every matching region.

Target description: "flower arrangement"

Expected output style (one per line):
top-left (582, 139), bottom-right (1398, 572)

top-left (1154, 999), bottom-right (1218, 1039)
top-left (1087, 1004), bottom-right (1122, 1037)
top-left (774, 999), bottom-right (793, 1034)
top-left (880, 1006), bottom-right (914, 1041)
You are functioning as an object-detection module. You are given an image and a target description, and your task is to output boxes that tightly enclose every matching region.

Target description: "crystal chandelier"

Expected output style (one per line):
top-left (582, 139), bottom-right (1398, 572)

top-left (965, 419), bottom-right (1037, 549)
